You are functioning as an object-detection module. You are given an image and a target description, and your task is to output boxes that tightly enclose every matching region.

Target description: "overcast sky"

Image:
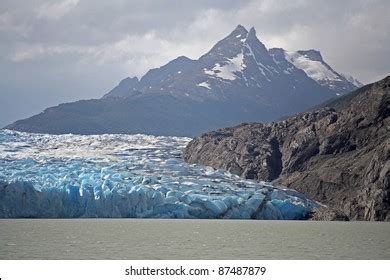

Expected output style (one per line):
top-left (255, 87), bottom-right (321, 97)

top-left (0, 0), bottom-right (389, 127)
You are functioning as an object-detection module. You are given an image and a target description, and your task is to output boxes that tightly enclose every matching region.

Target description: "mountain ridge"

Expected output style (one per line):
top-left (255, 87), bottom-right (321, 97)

top-left (104, 25), bottom-right (361, 100)
top-left (6, 25), bottom-right (362, 136)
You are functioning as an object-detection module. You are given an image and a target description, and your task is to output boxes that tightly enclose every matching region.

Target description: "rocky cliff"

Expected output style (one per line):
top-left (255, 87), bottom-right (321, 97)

top-left (184, 76), bottom-right (390, 221)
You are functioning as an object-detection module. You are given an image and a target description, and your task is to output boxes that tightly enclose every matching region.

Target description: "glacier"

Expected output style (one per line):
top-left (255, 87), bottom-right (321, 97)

top-left (0, 130), bottom-right (319, 219)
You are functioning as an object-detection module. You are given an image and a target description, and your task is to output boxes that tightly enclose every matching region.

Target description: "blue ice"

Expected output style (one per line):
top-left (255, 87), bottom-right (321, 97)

top-left (0, 130), bottom-right (319, 219)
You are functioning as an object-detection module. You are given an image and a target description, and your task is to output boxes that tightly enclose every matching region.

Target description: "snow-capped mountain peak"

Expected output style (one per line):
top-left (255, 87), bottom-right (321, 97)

top-left (7, 24), bottom-right (366, 137)
top-left (200, 26), bottom-right (279, 86)
top-left (202, 25), bottom-right (249, 59)
top-left (284, 50), bottom-right (341, 83)
top-left (297, 49), bottom-right (323, 62)
top-left (232, 24), bottom-right (249, 38)
top-left (270, 48), bottom-right (363, 95)
top-left (103, 25), bottom-right (362, 101)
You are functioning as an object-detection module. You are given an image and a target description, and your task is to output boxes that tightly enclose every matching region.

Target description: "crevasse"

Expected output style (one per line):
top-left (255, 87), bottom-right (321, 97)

top-left (0, 130), bottom-right (318, 219)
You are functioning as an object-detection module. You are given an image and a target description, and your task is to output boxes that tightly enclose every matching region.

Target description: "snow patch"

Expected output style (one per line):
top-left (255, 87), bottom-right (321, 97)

top-left (197, 81), bottom-right (211, 89)
top-left (341, 73), bottom-right (363, 87)
top-left (284, 51), bottom-right (342, 82)
top-left (204, 53), bottom-right (246, 81)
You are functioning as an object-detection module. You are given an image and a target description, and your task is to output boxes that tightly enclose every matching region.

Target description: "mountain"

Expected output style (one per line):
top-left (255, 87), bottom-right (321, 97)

top-left (104, 26), bottom-right (361, 100)
top-left (269, 48), bottom-right (362, 95)
top-left (6, 25), bottom-right (362, 136)
top-left (184, 76), bottom-right (390, 221)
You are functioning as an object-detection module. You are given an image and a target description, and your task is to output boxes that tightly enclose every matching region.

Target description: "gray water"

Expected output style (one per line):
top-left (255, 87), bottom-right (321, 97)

top-left (1, 219), bottom-right (389, 259)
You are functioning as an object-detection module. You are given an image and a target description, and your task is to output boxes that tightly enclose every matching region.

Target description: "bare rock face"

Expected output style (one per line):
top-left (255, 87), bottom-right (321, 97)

top-left (184, 76), bottom-right (390, 221)
top-left (310, 208), bottom-right (350, 221)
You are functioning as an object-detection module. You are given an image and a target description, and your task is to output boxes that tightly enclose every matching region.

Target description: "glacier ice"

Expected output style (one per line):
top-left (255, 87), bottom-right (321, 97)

top-left (0, 130), bottom-right (319, 219)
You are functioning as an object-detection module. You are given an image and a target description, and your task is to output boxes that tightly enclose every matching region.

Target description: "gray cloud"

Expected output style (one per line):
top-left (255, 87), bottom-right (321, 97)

top-left (0, 0), bottom-right (389, 127)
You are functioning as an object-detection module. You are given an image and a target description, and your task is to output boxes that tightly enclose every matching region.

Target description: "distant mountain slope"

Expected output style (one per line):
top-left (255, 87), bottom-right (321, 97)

top-left (269, 48), bottom-right (361, 95)
top-left (7, 94), bottom-right (287, 137)
top-left (311, 82), bottom-right (377, 112)
top-left (6, 25), bottom-right (361, 136)
top-left (184, 76), bottom-right (390, 221)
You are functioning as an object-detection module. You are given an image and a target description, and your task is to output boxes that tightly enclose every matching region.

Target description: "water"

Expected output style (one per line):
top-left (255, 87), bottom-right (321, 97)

top-left (1, 131), bottom-right (388, 259)
top-left (0, 219), bottom-right (389, 259)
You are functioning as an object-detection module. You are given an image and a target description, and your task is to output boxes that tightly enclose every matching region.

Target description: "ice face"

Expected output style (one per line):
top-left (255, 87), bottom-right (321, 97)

top-left (0, 130), bottom-right (319, 219)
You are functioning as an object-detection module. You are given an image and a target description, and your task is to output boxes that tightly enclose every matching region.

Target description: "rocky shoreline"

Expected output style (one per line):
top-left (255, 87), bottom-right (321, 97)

top-left (184, 76), bottom-right (390, 221)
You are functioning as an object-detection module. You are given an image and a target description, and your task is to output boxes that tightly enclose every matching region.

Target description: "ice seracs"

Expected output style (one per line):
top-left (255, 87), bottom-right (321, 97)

top-left (0, 130), bottom-right (319, 219)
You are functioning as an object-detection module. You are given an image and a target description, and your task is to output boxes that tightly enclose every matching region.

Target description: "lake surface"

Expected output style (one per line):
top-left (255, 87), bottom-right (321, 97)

top-left (0, 219), bottom-right (389, 259)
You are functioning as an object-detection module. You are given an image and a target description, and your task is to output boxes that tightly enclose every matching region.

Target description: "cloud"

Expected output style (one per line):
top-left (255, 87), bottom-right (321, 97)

top-left (36, 0), bottom-right (79, 20)
top-left (8, 32), bottom-right (197, 76)
top-left (0, 0), bottom-right (389, 127)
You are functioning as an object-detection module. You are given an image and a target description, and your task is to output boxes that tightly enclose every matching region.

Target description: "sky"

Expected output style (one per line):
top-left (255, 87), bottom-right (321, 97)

top-left (0, 0), bottom-right (389, 127)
